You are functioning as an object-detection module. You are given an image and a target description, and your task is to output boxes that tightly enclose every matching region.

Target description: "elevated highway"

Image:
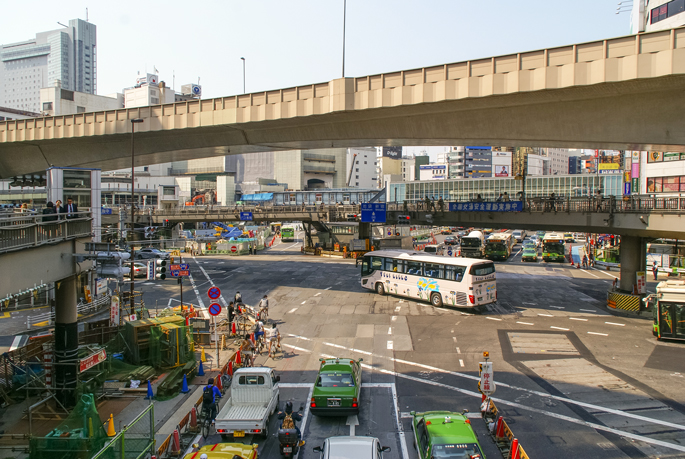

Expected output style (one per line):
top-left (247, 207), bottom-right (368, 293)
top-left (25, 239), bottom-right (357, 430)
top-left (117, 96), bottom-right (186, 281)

top-left (2, 27), bottom-right (685, 177)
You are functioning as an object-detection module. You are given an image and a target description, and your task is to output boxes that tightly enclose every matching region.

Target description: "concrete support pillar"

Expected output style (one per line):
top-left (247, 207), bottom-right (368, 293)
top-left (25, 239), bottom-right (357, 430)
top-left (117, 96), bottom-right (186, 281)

top-left (619, 236), bottom-right (646, 293)
top-left (358, 222), bottom-right (372, 240)
top-left (54, 275), bottom-right (78, 407)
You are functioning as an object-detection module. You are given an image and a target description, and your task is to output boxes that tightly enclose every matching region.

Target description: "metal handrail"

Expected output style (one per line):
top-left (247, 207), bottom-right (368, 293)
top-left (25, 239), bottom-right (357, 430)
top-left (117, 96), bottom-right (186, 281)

top-left (0, 213), bottom-right (92, 254)
top-left (27, 294), bottom-right (110, 329)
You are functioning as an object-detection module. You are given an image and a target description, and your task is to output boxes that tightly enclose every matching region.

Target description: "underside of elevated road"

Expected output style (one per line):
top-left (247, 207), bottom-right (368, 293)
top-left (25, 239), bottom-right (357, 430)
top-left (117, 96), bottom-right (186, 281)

top-left (388, 209), bottom-right (685, 239)
top-left (2, 27), bottom-right (685, 178)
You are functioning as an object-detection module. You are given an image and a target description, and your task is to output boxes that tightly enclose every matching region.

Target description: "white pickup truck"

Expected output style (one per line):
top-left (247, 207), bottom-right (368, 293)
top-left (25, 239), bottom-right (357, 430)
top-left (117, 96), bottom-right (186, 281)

top-left (215, 367), bottom-right (280, 440)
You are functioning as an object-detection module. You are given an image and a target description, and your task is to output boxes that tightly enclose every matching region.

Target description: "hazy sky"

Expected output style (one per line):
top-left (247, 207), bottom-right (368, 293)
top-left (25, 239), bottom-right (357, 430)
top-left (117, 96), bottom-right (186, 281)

top-left (1, 1), bottom-right (630, 99)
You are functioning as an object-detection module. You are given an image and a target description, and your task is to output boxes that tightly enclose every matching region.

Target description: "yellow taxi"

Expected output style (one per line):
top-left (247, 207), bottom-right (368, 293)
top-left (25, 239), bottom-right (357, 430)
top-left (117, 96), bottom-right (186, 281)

top-left (183, 443), bottom-right (258, 459)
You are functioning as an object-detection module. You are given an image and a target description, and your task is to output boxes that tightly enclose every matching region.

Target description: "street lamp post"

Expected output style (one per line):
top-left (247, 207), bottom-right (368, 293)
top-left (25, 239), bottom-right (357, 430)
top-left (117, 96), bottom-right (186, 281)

top-left (241, 57), bottom-right (246, 94)
top-left (130, 118), bottom-right (144, 315)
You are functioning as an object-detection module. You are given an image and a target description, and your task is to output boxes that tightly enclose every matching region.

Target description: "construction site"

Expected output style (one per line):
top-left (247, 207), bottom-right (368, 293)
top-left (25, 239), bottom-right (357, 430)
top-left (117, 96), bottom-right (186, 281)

top-left (0, 290), bottom-right (255, 459)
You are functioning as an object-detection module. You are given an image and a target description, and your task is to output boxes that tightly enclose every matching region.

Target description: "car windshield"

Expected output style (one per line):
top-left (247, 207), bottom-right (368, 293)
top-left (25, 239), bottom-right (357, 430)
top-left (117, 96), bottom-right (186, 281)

top-left (432, 443), bottom-right (483, 458)
top-left (461, 238), bottom-right (480, 248)
top-left (523, 242), bottom-right (536, 248)
top-left (317, 372), bottom-right (354, 387)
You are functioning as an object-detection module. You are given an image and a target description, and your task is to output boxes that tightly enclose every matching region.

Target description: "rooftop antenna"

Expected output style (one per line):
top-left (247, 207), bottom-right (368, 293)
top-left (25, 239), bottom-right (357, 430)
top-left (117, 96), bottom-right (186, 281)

top-left (86, 8), bottom-right (89, 22)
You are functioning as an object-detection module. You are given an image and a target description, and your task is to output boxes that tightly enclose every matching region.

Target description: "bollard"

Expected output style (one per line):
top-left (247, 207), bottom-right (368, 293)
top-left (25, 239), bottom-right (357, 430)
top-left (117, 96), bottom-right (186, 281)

top-left (495, 416), bottom-right (506, 440)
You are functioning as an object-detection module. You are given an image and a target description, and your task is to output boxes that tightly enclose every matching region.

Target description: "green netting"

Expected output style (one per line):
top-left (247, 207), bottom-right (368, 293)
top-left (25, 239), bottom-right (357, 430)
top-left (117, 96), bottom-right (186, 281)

top-left (149, 323), bottom-right (195, 368)
top-left (29, 394), bottom-right (108, 459)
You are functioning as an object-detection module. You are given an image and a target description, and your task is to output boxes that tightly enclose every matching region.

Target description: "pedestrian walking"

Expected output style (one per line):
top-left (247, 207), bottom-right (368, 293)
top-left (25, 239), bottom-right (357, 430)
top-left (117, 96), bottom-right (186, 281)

top-left (652, 261), bottom-right (659, 280)
top-left (595, 189), bottom-right (603, 212)
top-left (582, 254), bottom-right (588, 269)
top-left (503, 192), bottom-right (510, 202)
top-left (228, 301), bottom-right (235, 325)
top-left (438, 196), bottom-right (444, 212)
top-left (496, 193), bottom-right (503, 202)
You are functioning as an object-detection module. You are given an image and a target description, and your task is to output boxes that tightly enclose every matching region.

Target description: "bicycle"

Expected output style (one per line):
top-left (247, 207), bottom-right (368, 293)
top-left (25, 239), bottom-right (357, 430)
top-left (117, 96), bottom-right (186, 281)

top-left (200, 404), bottom-right (212, 439)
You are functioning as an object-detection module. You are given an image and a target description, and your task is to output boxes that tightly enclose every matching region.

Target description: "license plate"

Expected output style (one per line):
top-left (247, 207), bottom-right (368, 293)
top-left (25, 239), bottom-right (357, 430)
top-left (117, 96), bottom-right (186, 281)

top-left (327, 398), bottom-right (341, 407)
top-left (283, 447), bottom-right (292, 453)
top-left (233, 430), bottom-right (245, 437)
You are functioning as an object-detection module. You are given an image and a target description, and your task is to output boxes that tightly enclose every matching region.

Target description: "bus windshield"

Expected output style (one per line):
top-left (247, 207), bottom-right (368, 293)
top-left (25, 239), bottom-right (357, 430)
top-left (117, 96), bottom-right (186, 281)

top-left (461, 238), bottom-right (481, 248)
top-left (544, 242), bottom-right (565, 253)
top-left (485, 242), bottom-right (506, 252)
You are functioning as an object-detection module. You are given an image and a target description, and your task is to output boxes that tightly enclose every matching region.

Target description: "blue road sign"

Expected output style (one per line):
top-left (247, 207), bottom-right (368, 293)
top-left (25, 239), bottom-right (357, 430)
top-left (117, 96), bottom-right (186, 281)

top-left (361, 203), bottom-right (386, 223)
top-left (101, 208), bottom-right (113, 215)
top-left (208, 303), bottom-right (222, 316)
top-left (240, 212), bottom-right (253, 221)
top-left (208, 286), bottom-right (221, 299)
top-left (624, 182), bottom-right (631, 195)
top-left (449, 201), bottom-right (523, 212)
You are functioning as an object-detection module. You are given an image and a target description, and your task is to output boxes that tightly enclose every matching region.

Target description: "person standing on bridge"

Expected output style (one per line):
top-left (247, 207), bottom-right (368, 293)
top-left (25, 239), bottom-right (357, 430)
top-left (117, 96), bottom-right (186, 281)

top-left (438, 196), bottom-right (444, 212)
top-left (652, 261), bottom-right (659, 280)
top-left (65, 198), bottom-right (78, 219)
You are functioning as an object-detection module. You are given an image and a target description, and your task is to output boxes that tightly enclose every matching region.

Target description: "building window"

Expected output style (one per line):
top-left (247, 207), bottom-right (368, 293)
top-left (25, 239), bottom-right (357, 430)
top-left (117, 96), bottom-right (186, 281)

top-left (356, 168), bottom-right (359, 172)
top-left (356, 175), bottom-right (359, 179)
top-left (43, 102), bottom-right (53, 111)
top-left (651, 0), bottom-right (684, 23)
top-left (364, 161), bottom-right (367, 164)
top-left (76, 106), bottom-right (86, 113)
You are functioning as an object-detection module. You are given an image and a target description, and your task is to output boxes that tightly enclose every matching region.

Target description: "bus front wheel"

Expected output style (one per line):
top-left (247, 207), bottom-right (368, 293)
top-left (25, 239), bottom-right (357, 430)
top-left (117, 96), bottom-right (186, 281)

top-left (376, 283), bottom-right (385, 295)
top-left (430, 292), bottom-right (443, 307)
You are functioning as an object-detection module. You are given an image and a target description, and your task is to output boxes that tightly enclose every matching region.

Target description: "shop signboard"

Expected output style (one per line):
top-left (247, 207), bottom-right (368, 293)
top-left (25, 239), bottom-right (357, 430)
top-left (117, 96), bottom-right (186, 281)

top-left (79, 349), bottom-right (107, 373)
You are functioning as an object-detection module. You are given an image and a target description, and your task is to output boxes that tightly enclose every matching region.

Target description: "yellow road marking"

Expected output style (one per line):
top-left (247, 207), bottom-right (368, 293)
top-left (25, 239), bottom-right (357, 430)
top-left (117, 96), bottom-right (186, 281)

top-left (33, 320), bottom-right (49, 327)
top-left (0, 312), bottom-right (9, 319)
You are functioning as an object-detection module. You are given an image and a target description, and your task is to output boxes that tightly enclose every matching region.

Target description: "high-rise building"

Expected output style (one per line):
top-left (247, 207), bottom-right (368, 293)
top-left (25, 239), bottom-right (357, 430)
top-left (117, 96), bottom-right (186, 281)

top-left (0, 18), bottom-right (97, 113)
top-left (346, 147), bottom-right (377, 188)
top-left (437, 147), bottom-right (465, 179)
top-left (631, 0), bottom-right (685, 33)
top-left (464, 147), bottom-right (492, 178)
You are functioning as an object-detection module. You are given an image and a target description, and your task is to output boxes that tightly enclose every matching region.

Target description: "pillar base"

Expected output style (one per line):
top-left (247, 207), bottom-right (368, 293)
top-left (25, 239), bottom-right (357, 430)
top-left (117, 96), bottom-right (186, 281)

top-left (54, 322), bottom-right (78, 408)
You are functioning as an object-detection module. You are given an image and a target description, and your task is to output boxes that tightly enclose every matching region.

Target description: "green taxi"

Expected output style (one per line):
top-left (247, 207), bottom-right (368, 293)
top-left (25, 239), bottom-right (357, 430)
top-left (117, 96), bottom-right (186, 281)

top-left (412, 410), bottom-right (486, 459)
top-left (521, 247), bottom-right (538, 262)
top-left (310, 358), bottom-right (362, 416)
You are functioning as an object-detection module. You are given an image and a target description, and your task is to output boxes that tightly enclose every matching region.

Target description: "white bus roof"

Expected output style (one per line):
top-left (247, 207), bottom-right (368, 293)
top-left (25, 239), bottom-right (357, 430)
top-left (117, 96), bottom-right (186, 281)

top-left (365, 250), bottom-right (492, 266)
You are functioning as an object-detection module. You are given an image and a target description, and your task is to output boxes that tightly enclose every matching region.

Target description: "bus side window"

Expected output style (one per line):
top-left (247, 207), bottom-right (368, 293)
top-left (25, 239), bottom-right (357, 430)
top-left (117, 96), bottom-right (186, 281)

top-left (371, 257), bottom-right (384, 272)
top-left (407, 261), bottom-right (422, 276)
top-left (446, 266), bottom-right (465, 282)
top-left (384, 258), bottom-right (394, 272)
top-left (424, 263), bottom-right (444, 279)
top-left (361, 259), bottom-right (371, 276)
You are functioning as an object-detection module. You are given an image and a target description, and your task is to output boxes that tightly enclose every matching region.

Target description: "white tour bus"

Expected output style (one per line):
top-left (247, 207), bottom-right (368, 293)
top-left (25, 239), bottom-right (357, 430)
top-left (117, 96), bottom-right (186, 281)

top-left (360, 250), bottom-right (497, 309)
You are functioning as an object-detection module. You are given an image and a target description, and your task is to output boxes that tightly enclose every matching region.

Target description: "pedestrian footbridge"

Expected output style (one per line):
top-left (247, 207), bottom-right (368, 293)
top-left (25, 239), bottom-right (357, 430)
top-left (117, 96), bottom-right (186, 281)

top-left (2, 27), bottom-right (685, 177)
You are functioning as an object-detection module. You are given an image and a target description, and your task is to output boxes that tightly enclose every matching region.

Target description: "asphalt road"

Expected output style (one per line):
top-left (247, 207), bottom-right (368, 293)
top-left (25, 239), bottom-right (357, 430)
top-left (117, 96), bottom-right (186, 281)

top-left (7, 230), bottom-right (684, 458)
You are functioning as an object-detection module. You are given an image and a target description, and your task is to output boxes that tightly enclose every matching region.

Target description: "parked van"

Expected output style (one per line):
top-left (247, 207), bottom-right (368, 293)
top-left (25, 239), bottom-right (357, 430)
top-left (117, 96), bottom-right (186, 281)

top-left (423, 243), bottom-right (446, 256)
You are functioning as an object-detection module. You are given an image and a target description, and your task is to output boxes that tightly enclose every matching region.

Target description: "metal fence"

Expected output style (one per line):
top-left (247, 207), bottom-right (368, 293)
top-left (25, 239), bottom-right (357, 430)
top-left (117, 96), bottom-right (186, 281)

top-left (26, 295), bottom-right (111, 329)
top-left (91, 403), bottom-right (155, 459)
top-left (0, 212), bottom-right (92, 253)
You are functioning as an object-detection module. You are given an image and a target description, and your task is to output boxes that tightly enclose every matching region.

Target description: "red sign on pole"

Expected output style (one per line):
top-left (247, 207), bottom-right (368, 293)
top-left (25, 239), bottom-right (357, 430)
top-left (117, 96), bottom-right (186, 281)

top-left (79, 349), bottom-right (107, 373)
top-left (231, 246), bottom-right (237, 253)
top-left (209, 303), bottom-right (222, 316)
top-left (208, 286), bottom-right (221, 299)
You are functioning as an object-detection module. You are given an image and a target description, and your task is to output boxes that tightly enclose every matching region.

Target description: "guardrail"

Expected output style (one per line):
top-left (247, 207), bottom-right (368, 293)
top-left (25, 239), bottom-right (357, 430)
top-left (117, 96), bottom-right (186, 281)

top-left (0, 212), bottom-right (92, 254)
top-left (26, 294), bottom-right (110, 329)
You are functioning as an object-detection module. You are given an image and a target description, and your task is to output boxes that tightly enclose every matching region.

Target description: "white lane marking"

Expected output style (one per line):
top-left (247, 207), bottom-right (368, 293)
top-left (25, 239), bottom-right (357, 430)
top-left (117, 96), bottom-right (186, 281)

top-left (459, 359), bottom-right (465, 367)
top-left (580, 269), bottom-right (599, 278)
top-left (606, 322), bottom-right (626, 327)
top-left (523, 302), bottom-right (537, 305)
top-left (301, 301), bottom-right (306, 305)
top-left (388, 327), bottom-right (392, 335)
top-left (592, 267), bottom-right (620, 279)
top-left (391, 316), bottom-right (398, 322)
top-left (325, 286), bottom-right (332, 290)
top-left (299, 383), bottom-right (314, 445)
top-left (588, 331), bottom-right (609, 336)
top-left (456, 347), bottom-right (461, 354)
top-left (193, 256), bottom-right (228, 307)
top-left (284, 342), bottom-right (685, 453)
top-left (569, 317), bottom-right (588, 321)
top-left (288, 308), bottom-right (298, 314)
top-left (549, 306), bottom-right (565, 309)
top-left (290, 337), bottom-right (685, 434)
top-left (390, 380), bottom-right (411, 459)
top-left (452, 337), bottom-right (457, 343)
top-left (579, 309), bottom-right (598, 313)
top-left (486, 317), bottom-right (502, 321)
top-left (551, 326), bottom-right (570, 331)
top-left (187, 273), bottom-right (205, 308)
top-left (387, 341), bottom-right (394, 350)
top-left (516, 321), bottom-right (534, 325)
top-left (347, 415), bottom-right (358, 437)
top-left (315, 292), bottom-right (321, 296)
top-left (167, 298), bottom-right (173, 307)
top-left (538, 313), bottom-right (554, 317)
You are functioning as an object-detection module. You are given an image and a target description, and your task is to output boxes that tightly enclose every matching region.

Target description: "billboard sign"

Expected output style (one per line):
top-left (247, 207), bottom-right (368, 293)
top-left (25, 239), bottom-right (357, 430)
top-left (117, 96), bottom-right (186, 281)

top-left (361, 203), bottom-right (386, 223)
top-left (382, 147), bottom-right (402, 159)
top-left (495, 165), bottom-right (509, 177)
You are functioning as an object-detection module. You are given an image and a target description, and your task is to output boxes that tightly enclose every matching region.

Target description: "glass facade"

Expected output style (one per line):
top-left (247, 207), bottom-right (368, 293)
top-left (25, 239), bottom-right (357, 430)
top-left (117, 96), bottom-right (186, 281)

top-left (389, 175), bottom-right (623, 202)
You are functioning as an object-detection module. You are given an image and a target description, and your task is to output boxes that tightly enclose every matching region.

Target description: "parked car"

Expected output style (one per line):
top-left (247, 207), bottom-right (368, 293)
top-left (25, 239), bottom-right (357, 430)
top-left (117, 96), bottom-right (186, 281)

top-left (311, 358), bottom-right (362, 416)
top-left (444, 236), bottom-right (459, 246)
top-left (412, 410), bottom-right (486, 459)
top-left (135, 248), bottom-right (170, 260)
top-left (512, 229), bottom-right (526, 243)
top-left (183, 443), bottom-right (258, 459)
top-left (313, 436), bottom-right (391, 459)
top-left (440, 228), bottom-right (452, 235)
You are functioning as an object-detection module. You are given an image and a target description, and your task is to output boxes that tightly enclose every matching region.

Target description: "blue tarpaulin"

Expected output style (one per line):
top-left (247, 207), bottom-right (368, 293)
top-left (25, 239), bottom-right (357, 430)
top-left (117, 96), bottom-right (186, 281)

top-left (241, 193), bottom-right (273, 202)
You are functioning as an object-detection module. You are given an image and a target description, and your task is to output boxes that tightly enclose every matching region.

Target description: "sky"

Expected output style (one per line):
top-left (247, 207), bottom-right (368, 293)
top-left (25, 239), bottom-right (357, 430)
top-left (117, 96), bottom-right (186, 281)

top-left (1, 1), bottom-right (631, 99)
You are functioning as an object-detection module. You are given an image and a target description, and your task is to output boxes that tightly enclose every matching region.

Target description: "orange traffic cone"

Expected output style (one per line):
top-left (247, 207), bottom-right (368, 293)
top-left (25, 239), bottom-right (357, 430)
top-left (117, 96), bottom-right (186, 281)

top-left (106, 414), bottom-right (116, 437)
top-left (495, 416), bottom-right (506, 441)
top-left (236, 350), bottom-right (242, 365)
top-left (189, 406), bottom-right (198, 433)
top-left (231, 322), bottom-right (236, 335)
top-left (228, 361), bottom-right (233, 376)
top-left (510, 438), bottom-right (520, 459)
top-left (215, 374), bottom-right (223, 392)
top-left (171, 429), bottom-right (181, 454)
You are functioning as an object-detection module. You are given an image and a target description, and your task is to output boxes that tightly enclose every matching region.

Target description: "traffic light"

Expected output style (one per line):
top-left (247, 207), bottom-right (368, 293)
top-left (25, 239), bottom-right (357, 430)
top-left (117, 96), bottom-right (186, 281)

top-left (154, 259), bottom-right (167, 280)
top-left (164, 219), bottom-right (170, 227)
top-left (397, 215), bottom-right (411, 224)
top-left (346, 213), bottom-right (358, 222)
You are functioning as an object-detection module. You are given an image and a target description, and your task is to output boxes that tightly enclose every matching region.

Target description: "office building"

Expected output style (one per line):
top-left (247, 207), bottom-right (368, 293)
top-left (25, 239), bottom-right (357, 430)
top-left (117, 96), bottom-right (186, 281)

top-left (569, 156), bottom-right (582, 174)
top-left (631, 0), bottom-right (685, 33)
top-left (419, 164), bottom-right (448, 181)
top-left (274, 148), bottom-right (347, 191)
top-left (0, 18), bottom-right (96, 113)
top-left (40, 82), bottom-right (122, 116)
top-left (0, 106), bottom-right (40, 121)
top-left (346, 147), bottom-right (377, 188)
top-left (491, 151), bottom-right (512, 178)
top-left (464, 147), bottom-right (492, 178)
top-left (437, 147), bottom-right (466, 179)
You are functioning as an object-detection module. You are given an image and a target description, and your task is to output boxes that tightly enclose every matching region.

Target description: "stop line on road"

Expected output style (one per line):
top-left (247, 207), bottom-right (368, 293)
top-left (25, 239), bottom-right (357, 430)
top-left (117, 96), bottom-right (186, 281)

top-left (283, 334), bottom-right (685, 453)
